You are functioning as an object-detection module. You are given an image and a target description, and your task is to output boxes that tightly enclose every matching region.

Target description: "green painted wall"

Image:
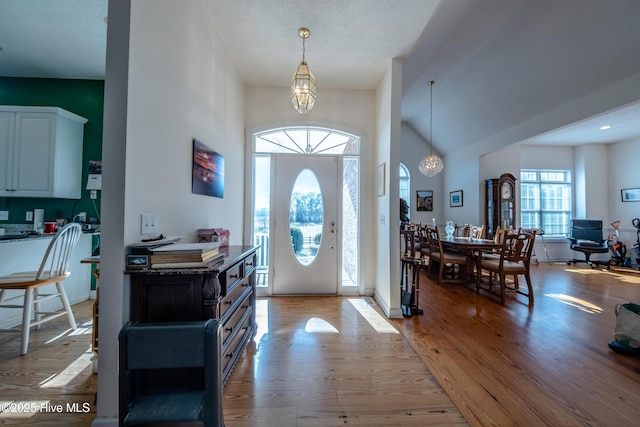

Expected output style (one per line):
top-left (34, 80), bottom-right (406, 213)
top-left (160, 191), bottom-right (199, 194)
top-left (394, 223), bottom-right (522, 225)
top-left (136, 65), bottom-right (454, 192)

top-left (0, 77), bottom-right (104, 225)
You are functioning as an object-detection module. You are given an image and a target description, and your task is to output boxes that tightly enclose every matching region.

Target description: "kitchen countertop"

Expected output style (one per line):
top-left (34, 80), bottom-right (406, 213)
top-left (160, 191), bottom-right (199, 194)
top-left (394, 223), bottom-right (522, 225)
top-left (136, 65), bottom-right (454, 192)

top-left (0, 231), bottom-right (99, 243)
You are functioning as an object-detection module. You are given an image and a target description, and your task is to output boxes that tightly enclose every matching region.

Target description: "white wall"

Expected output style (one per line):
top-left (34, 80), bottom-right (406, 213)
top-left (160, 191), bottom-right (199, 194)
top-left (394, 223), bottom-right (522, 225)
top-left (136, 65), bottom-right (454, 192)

top-left (442, 144), bottom-right (482, 226)
top-left (574, 144), bottom-right (609, 221)
top-left (125, 3), bottom-right (245, 244)
top-left (95, 0), bottom-right (245, 424)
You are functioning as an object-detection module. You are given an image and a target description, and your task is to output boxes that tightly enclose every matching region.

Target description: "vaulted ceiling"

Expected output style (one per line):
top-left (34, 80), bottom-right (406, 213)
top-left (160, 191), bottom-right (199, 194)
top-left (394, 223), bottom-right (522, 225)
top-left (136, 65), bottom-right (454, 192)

top-left (1, 0), bottom-right (639, 156)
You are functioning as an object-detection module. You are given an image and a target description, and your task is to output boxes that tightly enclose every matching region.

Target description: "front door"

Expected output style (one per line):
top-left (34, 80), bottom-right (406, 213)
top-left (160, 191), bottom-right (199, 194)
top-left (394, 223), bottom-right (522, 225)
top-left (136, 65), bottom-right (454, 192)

top-left (272, 155), bottom-right (338, 295)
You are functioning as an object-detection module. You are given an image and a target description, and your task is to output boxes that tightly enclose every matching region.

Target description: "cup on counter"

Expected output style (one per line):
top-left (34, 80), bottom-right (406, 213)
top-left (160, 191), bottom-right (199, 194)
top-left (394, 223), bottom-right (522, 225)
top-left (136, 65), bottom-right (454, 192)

top-left (44, 222), bottom-right (57, 233)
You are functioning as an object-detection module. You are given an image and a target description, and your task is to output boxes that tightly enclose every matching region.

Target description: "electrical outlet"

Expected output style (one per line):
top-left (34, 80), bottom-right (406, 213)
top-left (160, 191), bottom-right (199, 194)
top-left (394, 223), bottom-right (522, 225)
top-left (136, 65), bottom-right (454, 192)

top-left (0, 211), bottom-right (8, 221)
top-left (26, 211), bottom-right (33, 221)
top-left (141, 213), bottom-right (158, 235)
top-left (78, 212), bottom-right (87, 222)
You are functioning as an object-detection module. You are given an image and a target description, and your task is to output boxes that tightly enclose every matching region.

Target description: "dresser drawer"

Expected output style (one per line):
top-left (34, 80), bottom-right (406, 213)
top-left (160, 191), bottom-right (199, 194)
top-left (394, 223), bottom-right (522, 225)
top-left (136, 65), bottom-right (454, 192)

top-left (244, 253), bottom-right (257, 275)
top-left (221, 290), bottom-right (252, 348)
top-left (225, 261), bottom-right (243, 289)
top-left (219, 276), bottom-right (251, 320)
top-left (222, 308), bottom-right (253, 376)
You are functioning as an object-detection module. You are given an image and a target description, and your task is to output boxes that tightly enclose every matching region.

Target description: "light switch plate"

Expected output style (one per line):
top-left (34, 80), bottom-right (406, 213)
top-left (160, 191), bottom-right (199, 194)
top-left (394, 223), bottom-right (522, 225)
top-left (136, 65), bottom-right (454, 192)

top-left (0, 211), bottom-right (8, 221)
top-left (141, 213), bottom-right (158, 235)
top-left (26, 211), bottom-right (33, 221)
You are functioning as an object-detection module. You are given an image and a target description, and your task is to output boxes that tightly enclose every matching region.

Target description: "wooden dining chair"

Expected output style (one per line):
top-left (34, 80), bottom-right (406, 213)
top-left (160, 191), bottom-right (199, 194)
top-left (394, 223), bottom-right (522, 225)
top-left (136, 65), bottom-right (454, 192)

top-left (415, 225), bottom-right (431, 261)
top-left (454, 224), bottom-right (470, 237)
top-left (0, 223), bottom-right (82, 355)
top-left (471, 225), bottom-right (485, 239)
top-left (475, 231), bottom-right (536, 305)
top-left (425, 227), bottom-right (469, 285)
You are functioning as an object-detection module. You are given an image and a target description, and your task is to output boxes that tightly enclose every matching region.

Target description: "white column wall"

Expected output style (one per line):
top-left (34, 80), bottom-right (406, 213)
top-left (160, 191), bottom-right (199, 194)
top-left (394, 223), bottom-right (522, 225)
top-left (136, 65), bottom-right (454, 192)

top-left (95, 0), bottom-right (245, 424)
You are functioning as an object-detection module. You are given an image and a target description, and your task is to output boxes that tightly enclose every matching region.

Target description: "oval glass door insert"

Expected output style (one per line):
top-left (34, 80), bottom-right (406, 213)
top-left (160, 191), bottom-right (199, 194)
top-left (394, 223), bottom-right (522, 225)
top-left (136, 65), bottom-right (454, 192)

top-left (290, 169), bottom-right (323, 265)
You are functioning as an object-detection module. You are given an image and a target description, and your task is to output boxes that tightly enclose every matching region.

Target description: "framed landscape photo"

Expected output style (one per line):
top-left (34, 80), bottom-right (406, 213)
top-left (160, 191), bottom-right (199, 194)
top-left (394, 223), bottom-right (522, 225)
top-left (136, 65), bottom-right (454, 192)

top-left (126, 254), bottom-right (149, 270)
top-left (621, 188), bottom-right (640, 202)
top-left (450, 190), bottom-right (463, 207)
top-left (192, 139), bottom-right (224, 198)
top-left (417, 190), bottom-right (433, 211)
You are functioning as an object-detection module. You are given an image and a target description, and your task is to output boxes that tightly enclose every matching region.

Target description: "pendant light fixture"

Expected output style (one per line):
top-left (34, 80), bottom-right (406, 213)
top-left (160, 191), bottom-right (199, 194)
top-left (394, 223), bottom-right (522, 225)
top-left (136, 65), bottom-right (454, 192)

top-left (419, 80), bottom-right (444, 177)
top-left (291, 27), bottom-right (317, 115)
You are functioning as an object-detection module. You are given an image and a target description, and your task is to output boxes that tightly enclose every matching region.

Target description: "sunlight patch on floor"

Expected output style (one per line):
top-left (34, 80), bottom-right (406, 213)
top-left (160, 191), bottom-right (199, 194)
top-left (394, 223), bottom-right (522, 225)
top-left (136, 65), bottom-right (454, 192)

top-left (544, 293), bottom-right (603, 314)
top-left (253, 299), bottom-right (269, 344)
top-left (45, 324), bottom-right (90, 344)
top-left (348, 298), bottom-right (399, 334)
top-left (564, 267), bottom-right (640, 284)
top-left (305, 317), bottom-right (339, 333)
top-left (39, 347), bottom-right (92, 388)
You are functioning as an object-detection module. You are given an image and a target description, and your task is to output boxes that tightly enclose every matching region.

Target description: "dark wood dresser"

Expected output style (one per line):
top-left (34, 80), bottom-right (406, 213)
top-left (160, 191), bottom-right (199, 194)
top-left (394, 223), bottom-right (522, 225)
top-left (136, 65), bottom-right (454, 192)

top-left (127, 245), bottom-right (258, 383)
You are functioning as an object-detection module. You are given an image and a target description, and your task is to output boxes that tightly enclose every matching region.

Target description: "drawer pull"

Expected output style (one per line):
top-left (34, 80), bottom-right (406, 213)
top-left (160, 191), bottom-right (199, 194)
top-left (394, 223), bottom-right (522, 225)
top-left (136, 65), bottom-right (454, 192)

top-left (225, 299), bottom-right (234, 306)
top-left (246, 261), bottom-right (254, 266)
top-left (242, 283), bottom-right (250, 288)
top-left (226, 326), bottom-right (234, 333)
top-left (229, 273), bottom-right (239, 279)
top-left (225, 352), bottom-right (234, 359)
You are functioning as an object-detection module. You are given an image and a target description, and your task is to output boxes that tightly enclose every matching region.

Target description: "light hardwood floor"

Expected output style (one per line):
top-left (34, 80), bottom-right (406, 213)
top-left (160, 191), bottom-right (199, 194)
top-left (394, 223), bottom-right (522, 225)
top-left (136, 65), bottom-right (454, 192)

top-left (1, 262), bottom-right (639, 426)
top-left (0, 300), bottom-right (97, 426)
top-left (395, 261), bottom-right (640, 426)
top-left (224, 297), bottom-right (466, 426)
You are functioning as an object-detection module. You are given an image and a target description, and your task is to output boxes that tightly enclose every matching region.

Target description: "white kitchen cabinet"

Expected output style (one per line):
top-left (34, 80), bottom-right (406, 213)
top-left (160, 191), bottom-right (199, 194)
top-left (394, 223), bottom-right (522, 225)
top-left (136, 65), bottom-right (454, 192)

top-left (0, 106), bottom-right (87, 199)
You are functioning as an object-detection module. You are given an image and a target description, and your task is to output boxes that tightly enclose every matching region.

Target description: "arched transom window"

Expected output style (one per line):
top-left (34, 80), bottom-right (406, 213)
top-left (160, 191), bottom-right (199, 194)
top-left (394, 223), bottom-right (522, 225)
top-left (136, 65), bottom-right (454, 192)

top-left (255, 127), bottom-right (359, 155)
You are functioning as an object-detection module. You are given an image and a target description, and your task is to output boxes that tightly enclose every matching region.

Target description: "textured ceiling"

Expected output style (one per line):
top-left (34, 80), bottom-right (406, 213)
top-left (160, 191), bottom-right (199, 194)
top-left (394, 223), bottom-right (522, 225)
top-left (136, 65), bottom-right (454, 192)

top-left (0, 0), bottom-right (108, 79)
top-left (203, 0), bottom-right (440, 90)
top-left (1, 0), bottom-right (640, 156)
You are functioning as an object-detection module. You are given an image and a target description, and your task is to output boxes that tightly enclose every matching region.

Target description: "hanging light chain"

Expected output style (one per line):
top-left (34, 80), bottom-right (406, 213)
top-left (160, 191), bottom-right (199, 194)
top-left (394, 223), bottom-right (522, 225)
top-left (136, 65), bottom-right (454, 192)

top-left (419, 79), bottom-right (444, 176)
top-left (428, 80), bottom-right (434, 154)
top-left (302, 32), bottom-right (306, 63)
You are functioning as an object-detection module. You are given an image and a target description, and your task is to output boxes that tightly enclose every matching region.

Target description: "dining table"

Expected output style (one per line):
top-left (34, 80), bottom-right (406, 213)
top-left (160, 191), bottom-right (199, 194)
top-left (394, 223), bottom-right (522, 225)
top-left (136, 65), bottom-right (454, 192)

top-left (439, 235), bottom-right (501, 252)
top-left (439, 235), bottom-right (502, 283)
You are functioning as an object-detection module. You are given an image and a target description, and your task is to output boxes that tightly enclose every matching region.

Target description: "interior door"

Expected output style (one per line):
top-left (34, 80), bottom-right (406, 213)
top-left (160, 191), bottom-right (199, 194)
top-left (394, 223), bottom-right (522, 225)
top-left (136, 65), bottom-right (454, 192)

top-left (272, 155), bottom-right (338, 295)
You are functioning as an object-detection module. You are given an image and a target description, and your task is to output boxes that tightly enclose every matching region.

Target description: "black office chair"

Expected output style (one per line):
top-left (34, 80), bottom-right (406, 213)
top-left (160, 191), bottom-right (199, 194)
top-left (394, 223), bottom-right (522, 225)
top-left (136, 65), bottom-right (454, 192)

top-left (567, 219), bottom-right (609, 269)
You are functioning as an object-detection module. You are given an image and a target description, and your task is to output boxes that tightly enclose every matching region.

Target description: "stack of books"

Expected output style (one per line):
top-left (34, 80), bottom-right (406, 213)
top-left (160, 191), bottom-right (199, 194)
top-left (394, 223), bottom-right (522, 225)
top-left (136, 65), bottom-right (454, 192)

top-left (150, 242), bottom-right (223, 269)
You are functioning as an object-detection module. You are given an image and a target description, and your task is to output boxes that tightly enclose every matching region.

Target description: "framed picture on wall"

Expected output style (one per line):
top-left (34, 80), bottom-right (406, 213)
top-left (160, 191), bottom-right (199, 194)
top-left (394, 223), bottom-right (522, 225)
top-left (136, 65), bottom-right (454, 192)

top-left (377, 163), bottom-right (385, 197)
top-left (621, 188), bottom-right (640, 202)
top-left (192, 139), bottom-right (224, 198)
top-left (416, 190), bottom-right (433, 211)
top-left (450, 190), bottom-right (463, 207)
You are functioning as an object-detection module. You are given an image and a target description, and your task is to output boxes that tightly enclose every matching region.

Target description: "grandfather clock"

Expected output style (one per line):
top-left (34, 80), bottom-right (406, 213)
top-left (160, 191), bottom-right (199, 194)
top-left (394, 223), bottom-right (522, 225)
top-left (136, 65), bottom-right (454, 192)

top-left (485, 173), bottom-right (516, 239)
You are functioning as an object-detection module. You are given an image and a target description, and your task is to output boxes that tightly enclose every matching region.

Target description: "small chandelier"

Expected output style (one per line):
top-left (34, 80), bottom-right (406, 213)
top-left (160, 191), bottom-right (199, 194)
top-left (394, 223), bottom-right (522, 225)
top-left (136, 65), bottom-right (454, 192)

top-left (419, 80), bottom-right (444, 177)
top-left (291, 27), bottom-right (317, 115)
